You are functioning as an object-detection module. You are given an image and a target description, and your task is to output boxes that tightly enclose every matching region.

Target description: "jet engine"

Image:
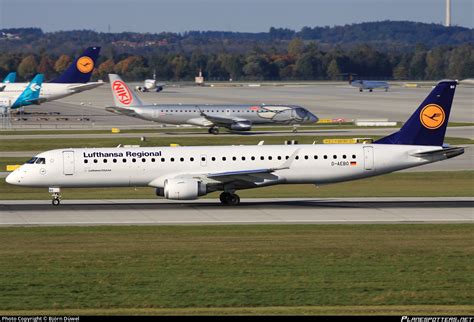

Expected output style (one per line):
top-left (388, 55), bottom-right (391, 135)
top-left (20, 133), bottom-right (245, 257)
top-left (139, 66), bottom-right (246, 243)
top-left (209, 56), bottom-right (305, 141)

top-left (156, 178), bottom-right (207, 200)
top-left (229, 120), bottom-right (252, 131)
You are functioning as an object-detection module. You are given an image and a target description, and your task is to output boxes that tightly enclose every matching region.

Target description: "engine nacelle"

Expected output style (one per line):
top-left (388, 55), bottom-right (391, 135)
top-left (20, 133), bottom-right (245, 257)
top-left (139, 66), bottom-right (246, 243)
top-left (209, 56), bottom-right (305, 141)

top-left (229, 120), bottom-right (252, 131)
top-left (158, 178), bottom-right (207, 200)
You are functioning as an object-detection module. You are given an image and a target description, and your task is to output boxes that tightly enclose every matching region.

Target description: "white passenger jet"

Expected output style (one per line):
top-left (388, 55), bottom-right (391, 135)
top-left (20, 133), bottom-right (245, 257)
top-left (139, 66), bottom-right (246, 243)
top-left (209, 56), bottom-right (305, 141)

top-left (6, 80), bottom-right (463, 206)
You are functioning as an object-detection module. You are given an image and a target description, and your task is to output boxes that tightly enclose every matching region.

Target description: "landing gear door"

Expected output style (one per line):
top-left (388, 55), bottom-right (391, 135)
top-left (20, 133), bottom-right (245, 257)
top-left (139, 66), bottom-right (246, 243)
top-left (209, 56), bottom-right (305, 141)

top-left (63, 151), bottom-right (75, 175)
top-left (363, 146), bottom-right (374, 171)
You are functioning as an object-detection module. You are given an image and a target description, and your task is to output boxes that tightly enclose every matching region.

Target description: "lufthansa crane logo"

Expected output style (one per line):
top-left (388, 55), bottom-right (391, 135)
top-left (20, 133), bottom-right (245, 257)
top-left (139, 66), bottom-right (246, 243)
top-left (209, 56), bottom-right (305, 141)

top-left (76, 56), bottom-right (94, 73)
top-left (420, 104), bottom-right (445, 130)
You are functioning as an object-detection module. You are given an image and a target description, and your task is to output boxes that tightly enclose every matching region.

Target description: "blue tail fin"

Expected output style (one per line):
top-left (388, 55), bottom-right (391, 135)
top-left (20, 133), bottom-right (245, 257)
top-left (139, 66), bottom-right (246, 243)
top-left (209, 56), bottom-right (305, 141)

top-left (49, 47), bottom-right (100, 83)
top-left (2, 72), bottom-right (16, 83)
top-left (11, 74), bottom-right (44, 109)
top-left (375, 80), bottom-right (457, 146)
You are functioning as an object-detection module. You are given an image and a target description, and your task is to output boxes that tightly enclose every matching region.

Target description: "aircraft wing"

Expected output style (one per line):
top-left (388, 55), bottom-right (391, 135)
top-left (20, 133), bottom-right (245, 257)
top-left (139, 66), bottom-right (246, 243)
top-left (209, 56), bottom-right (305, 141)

top-left (105, 106), bottom-right (140, 117)
top-left (148, 149), bottom-right (300, 188)
top-left (200, 113), bottom-right (248, 126)
top-left (68, 82), bottom-right (104, 93)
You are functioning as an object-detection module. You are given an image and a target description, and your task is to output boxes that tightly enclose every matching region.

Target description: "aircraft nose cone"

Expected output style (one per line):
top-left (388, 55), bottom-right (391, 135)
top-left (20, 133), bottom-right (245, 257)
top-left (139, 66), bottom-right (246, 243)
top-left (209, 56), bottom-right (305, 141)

top-left (307, 112), bottom-right (318, 123)
top-left (5, 171), bottom-right (16, 185)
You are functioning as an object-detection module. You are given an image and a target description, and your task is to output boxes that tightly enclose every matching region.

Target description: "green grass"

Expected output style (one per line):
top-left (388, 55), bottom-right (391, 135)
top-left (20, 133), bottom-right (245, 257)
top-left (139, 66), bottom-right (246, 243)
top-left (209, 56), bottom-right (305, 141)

top-left (0, 136), bottom-right (472, 151)
top-left (0, 225), bottom-right (472, 315)
top-left (1, 171), bottom-right (473, 200)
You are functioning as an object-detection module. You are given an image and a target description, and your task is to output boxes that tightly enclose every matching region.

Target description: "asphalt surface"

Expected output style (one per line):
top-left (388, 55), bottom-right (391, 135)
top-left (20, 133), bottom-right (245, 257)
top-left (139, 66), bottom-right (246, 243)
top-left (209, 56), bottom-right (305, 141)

top-left (0, 197), bottom-right (472, 226)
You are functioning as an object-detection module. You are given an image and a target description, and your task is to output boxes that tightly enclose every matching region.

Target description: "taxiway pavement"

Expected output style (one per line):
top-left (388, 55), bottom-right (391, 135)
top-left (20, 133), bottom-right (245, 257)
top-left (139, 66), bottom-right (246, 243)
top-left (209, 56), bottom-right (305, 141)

top-left (0, 197), bottom-right (472, 226)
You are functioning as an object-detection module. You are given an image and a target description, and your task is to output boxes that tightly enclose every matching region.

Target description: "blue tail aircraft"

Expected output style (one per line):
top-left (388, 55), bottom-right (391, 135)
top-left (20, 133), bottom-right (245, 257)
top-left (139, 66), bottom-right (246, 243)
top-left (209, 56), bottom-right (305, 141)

top-left (2, 72), bottom-right (16, 83)
top-left (0, 74), bottom-right (44, 114)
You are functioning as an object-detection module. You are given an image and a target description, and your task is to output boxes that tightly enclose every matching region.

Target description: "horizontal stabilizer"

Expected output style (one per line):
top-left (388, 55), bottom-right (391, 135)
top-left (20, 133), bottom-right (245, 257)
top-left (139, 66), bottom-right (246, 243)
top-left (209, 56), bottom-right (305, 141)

top-left (410, 146), bottom-right (464, 159)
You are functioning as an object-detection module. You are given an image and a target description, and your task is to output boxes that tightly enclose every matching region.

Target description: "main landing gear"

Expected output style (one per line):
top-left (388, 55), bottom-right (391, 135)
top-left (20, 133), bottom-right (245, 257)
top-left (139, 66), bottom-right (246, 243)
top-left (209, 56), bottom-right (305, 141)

top-left (219, 192), bottom-right (240, 206)
top-left (49, 187), bottom-right (62, 206)
top-left (208, 127), bottom-right (219, 135)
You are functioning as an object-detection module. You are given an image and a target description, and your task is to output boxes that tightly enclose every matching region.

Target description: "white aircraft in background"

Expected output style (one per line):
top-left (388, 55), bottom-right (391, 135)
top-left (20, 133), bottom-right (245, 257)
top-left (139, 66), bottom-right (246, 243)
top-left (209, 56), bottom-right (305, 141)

top-left (1, 47), bottom-right (103, 104)
top-left (135, 71), bottom-right (164, 92)
top-left (6, 81), bottom-right (462, 206)
top-left (107, 74), bottom-right (317, 134)
top-left (351, 80), bottom-right (389, 92)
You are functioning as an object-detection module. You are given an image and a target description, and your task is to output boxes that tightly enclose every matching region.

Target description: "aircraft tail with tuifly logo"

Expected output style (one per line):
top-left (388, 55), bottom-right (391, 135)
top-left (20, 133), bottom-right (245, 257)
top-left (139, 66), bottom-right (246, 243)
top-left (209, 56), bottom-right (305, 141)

top-left (375, 80), bottom-right (457, 146)
top-left (50, 47), bottom-right (100, 83)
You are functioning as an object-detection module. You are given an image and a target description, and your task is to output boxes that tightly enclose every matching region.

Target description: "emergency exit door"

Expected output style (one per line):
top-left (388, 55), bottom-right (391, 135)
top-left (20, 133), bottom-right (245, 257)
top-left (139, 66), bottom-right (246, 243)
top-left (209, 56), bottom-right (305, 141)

top-left (63, 151), bottom-right (75, 175)
top-left (363, 146), bottom-right (374, 171)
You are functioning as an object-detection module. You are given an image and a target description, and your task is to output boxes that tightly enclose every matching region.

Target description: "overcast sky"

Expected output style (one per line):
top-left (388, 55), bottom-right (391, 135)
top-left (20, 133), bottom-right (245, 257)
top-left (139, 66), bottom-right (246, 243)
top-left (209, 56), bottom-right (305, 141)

top-left (0, 0), bottom-right (472, 33)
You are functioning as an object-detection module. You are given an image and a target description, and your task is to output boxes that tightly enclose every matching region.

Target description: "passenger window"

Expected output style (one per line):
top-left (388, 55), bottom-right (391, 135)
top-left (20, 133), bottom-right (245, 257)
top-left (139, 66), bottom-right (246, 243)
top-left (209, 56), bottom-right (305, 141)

top-left (142, 158), bottom-right (146, 162)
top-left (151, 158), bottom-right (155, 162)
top-left (251, 156), bottom-right (255, 161)
top-left (268, 156), bottom-right (272, 160)
top-left (295, 156), bottom-right (299, 160)
top-left (304, 156), bottom-right (308, 160)
top-left (171, 158), bottom-right (175, 162)
top-left (342, 155), bottom-right (347, 159)
top-left (113, 159), bottom-right (117, 163)
top-left (314, 155), bottom-right (318, 159)
top-left (132, 158), bottom-right (136, 163)
top-left (94, 159), bottom-right (98, 163)
top-left (103, 159), bottom-right (108, 163)
top-left (352, 155), bottom-right (356, 159)
top-left (201, 157), bottom-right (206, 161)
top-left (123, 159), bottom-right (127, 163)
top-left (260, 156), bottom-right (264, 160)
top-left (180, 157), bottom-right (184, 162)
top-left (190, 157), bottom-right (194, 162)
top-left (242, 156), bottom-right (246, 161)
top-left (84, 159), bottom-right (88, 164)
top-left (333, 155), bottom-right (337, 159)
top-left (277, 156), bottom-right (281, 160)
top-left (222, 157), bottom-right (226, 161)
top-left (324, 155), bottom-right (328, 159)
top-left (232, 157), bottom-right (236, 161)
top-left (212, 157), bottom-right (216, 161)
top-left (161, 158), bottom-right (165, 162)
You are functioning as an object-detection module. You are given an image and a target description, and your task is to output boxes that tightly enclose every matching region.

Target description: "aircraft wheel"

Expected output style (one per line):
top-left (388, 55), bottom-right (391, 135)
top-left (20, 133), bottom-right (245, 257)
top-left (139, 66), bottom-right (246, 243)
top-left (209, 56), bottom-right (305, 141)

top-left (52, 198), bottom-right (60, 206)
top-left (369, 89), bottom-right (373, 92)
top-left (209, 127), bottom-right (219, 135)
top-left (220, 192), bottom-right (240, 206)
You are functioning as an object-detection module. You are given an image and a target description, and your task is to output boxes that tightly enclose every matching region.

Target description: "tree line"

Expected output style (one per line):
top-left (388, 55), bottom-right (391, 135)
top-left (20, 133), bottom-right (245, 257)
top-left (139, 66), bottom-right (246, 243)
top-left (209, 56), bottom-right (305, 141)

top-left (1, 40), bottom-right (472, 82)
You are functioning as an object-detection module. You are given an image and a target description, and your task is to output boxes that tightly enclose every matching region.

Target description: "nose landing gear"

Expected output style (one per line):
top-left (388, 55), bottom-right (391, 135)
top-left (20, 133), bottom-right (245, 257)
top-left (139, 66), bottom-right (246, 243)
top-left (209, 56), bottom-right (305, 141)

top-left (49, 187), bottom-right (62, 206)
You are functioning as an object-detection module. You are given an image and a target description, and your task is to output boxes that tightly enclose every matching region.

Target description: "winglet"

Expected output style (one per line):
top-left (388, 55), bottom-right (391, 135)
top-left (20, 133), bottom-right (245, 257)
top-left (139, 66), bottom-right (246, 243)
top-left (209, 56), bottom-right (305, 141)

top-left (272, 148), bottom-right (300, 171)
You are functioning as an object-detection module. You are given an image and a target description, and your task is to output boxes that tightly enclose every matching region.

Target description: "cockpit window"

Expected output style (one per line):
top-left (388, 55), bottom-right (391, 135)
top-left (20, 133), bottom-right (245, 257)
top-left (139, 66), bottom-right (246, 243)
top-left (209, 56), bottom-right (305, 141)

top-left (26, 157), bottom-right (38, 164)
top-left (35, 158), bottom-right (46, 164)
